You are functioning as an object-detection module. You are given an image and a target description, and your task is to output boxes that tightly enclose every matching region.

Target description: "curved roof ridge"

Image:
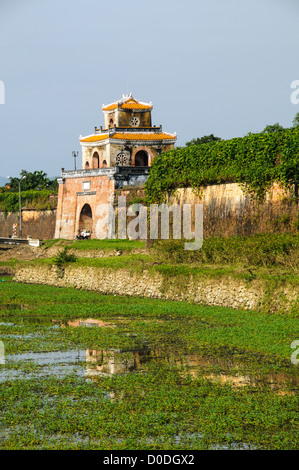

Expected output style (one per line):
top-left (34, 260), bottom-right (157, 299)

top-left (80, 131), bottom-right (176, 143)
top-left (102, 94), bottom-right (152, 111)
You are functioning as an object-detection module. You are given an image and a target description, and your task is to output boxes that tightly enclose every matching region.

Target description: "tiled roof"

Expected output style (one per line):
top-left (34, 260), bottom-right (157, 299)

top-left (102, 95), bottom-right (152, 111)
top-left (119, 100), bottom-right (152, 110)
top-left (112, 132), bottom-right (175, 141)
top-left (80, 132), bottom-right (176, 143)
top-left (80, 134), bottom-right (108, 143)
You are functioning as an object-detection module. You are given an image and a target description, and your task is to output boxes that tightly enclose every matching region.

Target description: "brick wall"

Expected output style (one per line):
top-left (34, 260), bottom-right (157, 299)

top-left (55, 173), bottom-right (115, 240)
top-left (3, 182), bottom-right (295, 242)
top-left (0, 210), bottom-right (57, 239)
top-left (168, 183), bottom-right (298, 236)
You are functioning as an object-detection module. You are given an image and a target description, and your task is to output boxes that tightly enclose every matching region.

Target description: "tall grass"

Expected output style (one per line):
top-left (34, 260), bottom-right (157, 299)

top-left (152, 233), bottom-right (299, 269)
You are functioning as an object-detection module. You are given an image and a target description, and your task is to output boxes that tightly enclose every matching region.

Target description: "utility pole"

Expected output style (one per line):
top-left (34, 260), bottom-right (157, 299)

top-left (72, 151), bottom-right (78, 171)
top-left (18, 175), bottom-right (26, 239)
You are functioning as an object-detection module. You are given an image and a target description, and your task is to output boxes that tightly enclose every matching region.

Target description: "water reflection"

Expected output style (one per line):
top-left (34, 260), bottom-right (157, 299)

top-left (66, 318), bottom-right (116, 329)
top-left (0, 349), bottom-right (86, 382)
top-left (0, 347), bottom-right (150, 382)
top-left (85, 348), bottom-right (151, 377)
top-left (0, 339), bottom-right (297, 395)
top-left (0, 304), bottom-right (27, 311)
top-left (148, 348), bottom-right (298, 393)
top-left (84, 347), bottom-right (298, 394)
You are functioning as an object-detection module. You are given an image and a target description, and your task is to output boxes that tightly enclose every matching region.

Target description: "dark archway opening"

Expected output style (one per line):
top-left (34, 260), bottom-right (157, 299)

top-left (135, 150), bottom-right (149, 166)
top-left (79, 204), bottom-right (92, 234)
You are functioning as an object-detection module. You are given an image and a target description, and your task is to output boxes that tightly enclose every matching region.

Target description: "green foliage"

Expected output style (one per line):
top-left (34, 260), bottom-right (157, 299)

top-left (185, 134), bottom-right (222, 146)
top-left (53, 247), bottom-right (77, 267)
top-left (261, 123), bottom-right (284, 134)
top-left (7, 170), bottom-right (58, 192)
top-left (145, 127), bottom-right (299, 203)
top-left (0, 189), bottom-right (57, 212)
top-left (151, 233), bottom-right (299, 269)
top-left (70, 238), bottom-right (145, 252)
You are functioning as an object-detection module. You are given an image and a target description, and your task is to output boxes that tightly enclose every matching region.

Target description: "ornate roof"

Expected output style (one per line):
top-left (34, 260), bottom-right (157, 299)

top-left (80, 131), bottom-right (176, 143)
top-left (102, 93), bottom-right (153, 112)
top-left (80, 134), bottom-right (108, 143)
top-left (112, 132), bottom-right (175, 141)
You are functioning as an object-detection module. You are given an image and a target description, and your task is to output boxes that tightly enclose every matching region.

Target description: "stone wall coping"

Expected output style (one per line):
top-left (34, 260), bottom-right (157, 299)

top-left (61, 168), bottom-right (116, 179)
top-left (95, 125), bottom-right (163, 134)
top-left (59, 167), bottom-right (150, 182)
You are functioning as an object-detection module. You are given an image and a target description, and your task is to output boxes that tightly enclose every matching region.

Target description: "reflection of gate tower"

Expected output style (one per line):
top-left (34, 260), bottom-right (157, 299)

top-left (55, 94), bottom-right (176, 240)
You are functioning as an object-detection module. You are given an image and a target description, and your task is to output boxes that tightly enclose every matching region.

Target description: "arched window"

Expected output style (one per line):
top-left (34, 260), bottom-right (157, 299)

top-left (102, 160), bottom-right (107, 168)
top-left (85, 161), bottom-right (90, 169)
top-left (92, 152), bottom-right (100, 169)
top-left (134, 150), bottom-right (149, 167)
top-left (109, 118), bottom-right (114, 128)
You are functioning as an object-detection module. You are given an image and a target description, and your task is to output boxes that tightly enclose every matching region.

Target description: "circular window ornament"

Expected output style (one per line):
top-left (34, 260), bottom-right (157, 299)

top-left (116, 151), bottom-right (130, 166)
top-left (130, 116), bottom-right (140, 127)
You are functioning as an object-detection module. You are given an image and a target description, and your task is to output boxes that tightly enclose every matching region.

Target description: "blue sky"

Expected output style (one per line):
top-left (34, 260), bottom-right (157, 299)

top-left (0, 0), bottom-right (299, 178)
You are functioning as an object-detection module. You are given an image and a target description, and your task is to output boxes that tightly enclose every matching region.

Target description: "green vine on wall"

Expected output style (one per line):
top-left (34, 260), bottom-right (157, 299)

top-left (0, 189), bottom-right (57, 213)
top-left (145, 127), bottom-right (299, 204)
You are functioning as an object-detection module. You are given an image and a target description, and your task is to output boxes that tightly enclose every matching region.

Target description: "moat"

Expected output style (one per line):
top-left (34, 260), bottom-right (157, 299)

top-left (0, 279), bottom-right (298, 450)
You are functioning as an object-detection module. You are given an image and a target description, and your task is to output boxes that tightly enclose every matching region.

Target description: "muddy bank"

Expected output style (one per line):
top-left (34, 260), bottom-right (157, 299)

top-left (0, 266), bottom-right (14, 276)
top-left (0, 242), bottom-right (144, 263)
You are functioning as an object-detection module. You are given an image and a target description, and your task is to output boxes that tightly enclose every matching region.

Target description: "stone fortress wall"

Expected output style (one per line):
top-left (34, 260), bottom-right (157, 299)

top-left (0, 181), bottom-right (296, 240)
top-left (13, 263), bottom-right (297, 314)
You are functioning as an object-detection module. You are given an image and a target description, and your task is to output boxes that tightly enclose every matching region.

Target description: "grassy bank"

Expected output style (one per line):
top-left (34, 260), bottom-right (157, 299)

top-left (41, 238), bottom-right (145, 252)
top-left (22, 254), bottom-right (299, 286)
top-left (7, 233), bottom-right (298, 315)
top-left (151, 233), bottom-right (299, 269)
top-left (33, 233), bottom-right (299, 286)
top-left (39, 233), bottom-right (299, 268)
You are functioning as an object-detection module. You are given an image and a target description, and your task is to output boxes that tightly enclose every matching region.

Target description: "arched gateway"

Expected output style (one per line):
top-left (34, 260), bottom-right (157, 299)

top-left (79, 204), bottom-right (92, 234)
top-left (54, 94), bottom-right (176, 240)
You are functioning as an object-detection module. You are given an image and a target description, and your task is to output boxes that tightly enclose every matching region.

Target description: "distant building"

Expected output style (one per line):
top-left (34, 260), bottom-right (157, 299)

top-left (54, 94), bottom-right (176, 239)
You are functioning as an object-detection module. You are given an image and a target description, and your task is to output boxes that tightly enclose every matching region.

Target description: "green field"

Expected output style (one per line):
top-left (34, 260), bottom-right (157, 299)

top-left (41, 238), bottom-right (146, 252)
top-left (0, 278), bottom-right (298, 450)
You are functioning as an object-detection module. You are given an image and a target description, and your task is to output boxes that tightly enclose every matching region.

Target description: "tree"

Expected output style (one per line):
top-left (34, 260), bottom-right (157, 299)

top-left (261, 123), bottom-right (284, 134)
top-left (8, 170), bottom-right (57, 192)
top-left (185, 134), bottom-right (222, 147)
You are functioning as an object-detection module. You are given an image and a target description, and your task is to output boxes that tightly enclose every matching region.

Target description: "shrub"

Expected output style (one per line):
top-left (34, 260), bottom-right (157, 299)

top-left (53, 247), bottom-right (77, 267)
